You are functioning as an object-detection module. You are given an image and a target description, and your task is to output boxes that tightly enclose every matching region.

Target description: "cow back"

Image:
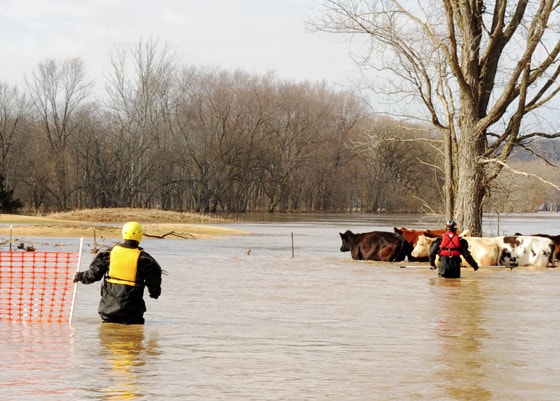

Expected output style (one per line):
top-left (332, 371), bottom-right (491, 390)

top-left (464, 237), bottom-right (501, 266)
top-left (499, 235), bottom-right (554, 267)
top-left (340, 230), bottom-right (407, 262)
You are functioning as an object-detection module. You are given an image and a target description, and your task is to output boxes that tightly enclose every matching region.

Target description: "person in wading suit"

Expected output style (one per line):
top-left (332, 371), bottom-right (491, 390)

top-left (74, 222), bottom-right (163, 324)
top-left (429, 220), bottom-right (478, 278)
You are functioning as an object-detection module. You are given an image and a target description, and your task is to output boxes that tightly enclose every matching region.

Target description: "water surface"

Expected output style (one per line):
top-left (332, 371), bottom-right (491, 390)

top-left (1, 213), bottom-right (560, 400)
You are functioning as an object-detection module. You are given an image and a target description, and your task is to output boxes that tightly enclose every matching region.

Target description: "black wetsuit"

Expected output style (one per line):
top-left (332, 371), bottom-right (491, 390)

top-left (75, 240), bottom-right (162, 324)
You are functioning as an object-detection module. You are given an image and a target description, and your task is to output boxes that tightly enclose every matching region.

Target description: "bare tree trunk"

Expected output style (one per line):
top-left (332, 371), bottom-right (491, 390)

top-left (441, 127), bottom-right (454, 220)
top-left (455, 120), bottom-right (486, 235)
top-left (455, 165), bottom-right (483, 235)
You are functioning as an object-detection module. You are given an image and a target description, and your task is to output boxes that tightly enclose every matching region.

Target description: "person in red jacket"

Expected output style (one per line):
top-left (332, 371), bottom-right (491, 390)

top-left (429, 220), bottom-right (478, 278)
top-left (74, 222), bottom-right (163, 324)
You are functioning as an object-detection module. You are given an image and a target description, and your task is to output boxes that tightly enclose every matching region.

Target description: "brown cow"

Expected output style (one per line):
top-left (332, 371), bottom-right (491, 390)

top-left (393, 227), bottom-right (467, 262)
top-left (393, 226), bottom-right (465, 245)
top-left (339, 230), bottom-right (410, 262)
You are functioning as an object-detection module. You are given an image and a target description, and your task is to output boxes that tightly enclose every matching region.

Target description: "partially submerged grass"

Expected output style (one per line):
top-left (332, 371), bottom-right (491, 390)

top-left (0, 208), bottom-right (247, 239)
top-left (47, 208), bottom-right (229, 224)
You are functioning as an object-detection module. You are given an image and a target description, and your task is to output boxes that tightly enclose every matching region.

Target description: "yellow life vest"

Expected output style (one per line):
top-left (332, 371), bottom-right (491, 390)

top-left (107, 245), bottom-right (141, 286)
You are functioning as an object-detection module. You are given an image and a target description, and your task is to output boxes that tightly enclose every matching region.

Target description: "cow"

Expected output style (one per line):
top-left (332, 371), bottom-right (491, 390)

top-left (514, 233), bottom-right (560, 265)
top-left (393, 227), bottom-right (433, 262)
top-left (464, 237), bottom-right (502, 266)
top-left (393, 226), bottom-right (468, 246)
top-left (499, 235), bottom-right (554, 268)
top-left (411, 235), bottom-right (501, 267)
top-left (393, 227), bottom-right (468, 262)
top-left (339, 230), bottom-right (410, 261)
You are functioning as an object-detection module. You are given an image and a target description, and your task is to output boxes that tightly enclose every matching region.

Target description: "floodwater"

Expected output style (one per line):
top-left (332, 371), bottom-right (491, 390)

top-left (1, 213), bottom-right (560, 400)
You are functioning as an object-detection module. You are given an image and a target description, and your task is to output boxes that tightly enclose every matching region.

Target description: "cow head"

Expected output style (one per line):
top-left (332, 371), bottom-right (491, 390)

top-left (530, 239), bottom-right (554, 267)
top-left (500, 249), bottom-right (518, 267)
top-left (339, 230), bottom-right (355, 252)
top-left (500, 236), bottom-right (522, 267)
top-left (525, 234), bottom-right (559, 265)
top-left (411, 234), bottom-right (435, 258)
top-left (424, 230), bottom-right (439, 238)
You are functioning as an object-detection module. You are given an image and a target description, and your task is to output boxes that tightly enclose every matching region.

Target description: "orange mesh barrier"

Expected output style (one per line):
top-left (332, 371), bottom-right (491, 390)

top-left (0, 251), bottom-right (80, 323)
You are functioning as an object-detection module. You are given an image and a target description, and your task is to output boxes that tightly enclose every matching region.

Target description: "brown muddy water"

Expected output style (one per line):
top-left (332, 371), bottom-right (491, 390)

top-left (1, 213), bottom-right (560, 400)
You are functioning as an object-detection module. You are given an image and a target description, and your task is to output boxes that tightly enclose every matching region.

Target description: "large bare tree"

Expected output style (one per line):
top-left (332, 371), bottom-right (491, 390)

top-left (314, 0), bottom-right (559, 234)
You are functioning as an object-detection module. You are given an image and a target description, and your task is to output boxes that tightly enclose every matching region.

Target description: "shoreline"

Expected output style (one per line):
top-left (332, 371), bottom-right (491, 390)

top-left (0, 210), bottom-right (248, 239)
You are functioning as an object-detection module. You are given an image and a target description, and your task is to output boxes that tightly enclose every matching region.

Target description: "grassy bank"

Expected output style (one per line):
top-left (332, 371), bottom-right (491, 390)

top-left (0, 208), bottom-right (248, 239)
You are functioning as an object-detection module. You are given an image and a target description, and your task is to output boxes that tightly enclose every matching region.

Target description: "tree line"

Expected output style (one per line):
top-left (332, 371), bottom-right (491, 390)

top-left (0, 39), bottom-right (557, 216)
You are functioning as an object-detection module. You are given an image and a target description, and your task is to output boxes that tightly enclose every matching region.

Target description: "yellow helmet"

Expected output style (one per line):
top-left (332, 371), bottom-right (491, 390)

top-left (122, 221), bottom-right (143, 242)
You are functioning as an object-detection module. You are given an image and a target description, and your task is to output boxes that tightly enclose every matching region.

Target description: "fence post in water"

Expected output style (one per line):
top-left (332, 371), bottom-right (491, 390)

top-left (69, 237), bottom-right (84, 324)
top-left (291, 232), bottom-right (294, 258)
top-left (497, 212), bottom-right (501, 235)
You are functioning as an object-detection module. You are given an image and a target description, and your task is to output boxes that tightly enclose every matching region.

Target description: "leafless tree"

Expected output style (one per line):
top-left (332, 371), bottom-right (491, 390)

top-left (26, 58), bottom-right (92, 209)
top-left (282, 84), bottom-right (364, 212)
top-left (0, 82), bottom-right (28, 188)
top-left (313, 0), bottom-right (560, 235)
top-left (170, 67), bottom-right (368, 213)
top-left (349, 118), bottom-right (440, 212)
top-left (256, 81), bottom-right (354, 212)
top-left (69, 105), bottom-right (116, 208)
top-left (106, 38), bottom-right (177, 207)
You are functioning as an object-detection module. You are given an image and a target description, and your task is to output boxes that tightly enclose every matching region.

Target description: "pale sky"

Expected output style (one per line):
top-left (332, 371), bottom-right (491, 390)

top-left (0, 0), bottom-right (364, 96)
top-left (2, 0), bottom-right (557, 128)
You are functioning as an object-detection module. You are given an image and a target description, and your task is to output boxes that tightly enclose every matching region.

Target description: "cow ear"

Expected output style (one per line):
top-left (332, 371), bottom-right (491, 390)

top-left (393, 227), bottom-right (401, 234)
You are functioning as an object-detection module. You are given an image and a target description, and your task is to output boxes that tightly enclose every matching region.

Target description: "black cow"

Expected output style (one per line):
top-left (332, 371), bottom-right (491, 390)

top-left (339, 230), bottom-right (410, 261)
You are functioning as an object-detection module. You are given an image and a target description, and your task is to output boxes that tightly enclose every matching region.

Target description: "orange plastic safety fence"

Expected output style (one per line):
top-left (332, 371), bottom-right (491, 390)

top-left (0, 252), bottom-right (79, 322)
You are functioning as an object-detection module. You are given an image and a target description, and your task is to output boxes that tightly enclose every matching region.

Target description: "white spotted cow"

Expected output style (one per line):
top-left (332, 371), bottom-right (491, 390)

top-left (498, 235), bottom-right (554, 268)
top-left (515, 233), bottom-right (560, 265)
top-left (412, 234), bottom-right (554, 268)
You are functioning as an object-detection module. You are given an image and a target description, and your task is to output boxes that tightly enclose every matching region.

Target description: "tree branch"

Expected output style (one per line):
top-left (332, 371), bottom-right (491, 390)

top-left (480, 158), bottom-right (560, 192)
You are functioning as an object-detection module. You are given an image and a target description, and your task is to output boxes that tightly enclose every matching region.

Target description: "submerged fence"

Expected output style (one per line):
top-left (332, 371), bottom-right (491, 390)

top-left (0, 239), bottom-right (83, 323)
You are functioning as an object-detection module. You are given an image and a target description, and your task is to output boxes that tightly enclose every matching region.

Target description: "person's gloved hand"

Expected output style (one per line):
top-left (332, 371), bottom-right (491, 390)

top-left (73, 272), bottom-right (83, 283)
top-left (473, 264), bottom-right (479, 271)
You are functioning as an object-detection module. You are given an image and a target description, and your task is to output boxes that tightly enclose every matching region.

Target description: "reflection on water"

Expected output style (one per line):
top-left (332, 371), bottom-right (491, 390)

top-left (0, 213), bottom-right (559, 400)
top-left (97, 324), bottom-right (158, 400)
top-left (430, 278), bottom-right (492, 401)
top-left (0, 322), bottom-right (75, 400)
